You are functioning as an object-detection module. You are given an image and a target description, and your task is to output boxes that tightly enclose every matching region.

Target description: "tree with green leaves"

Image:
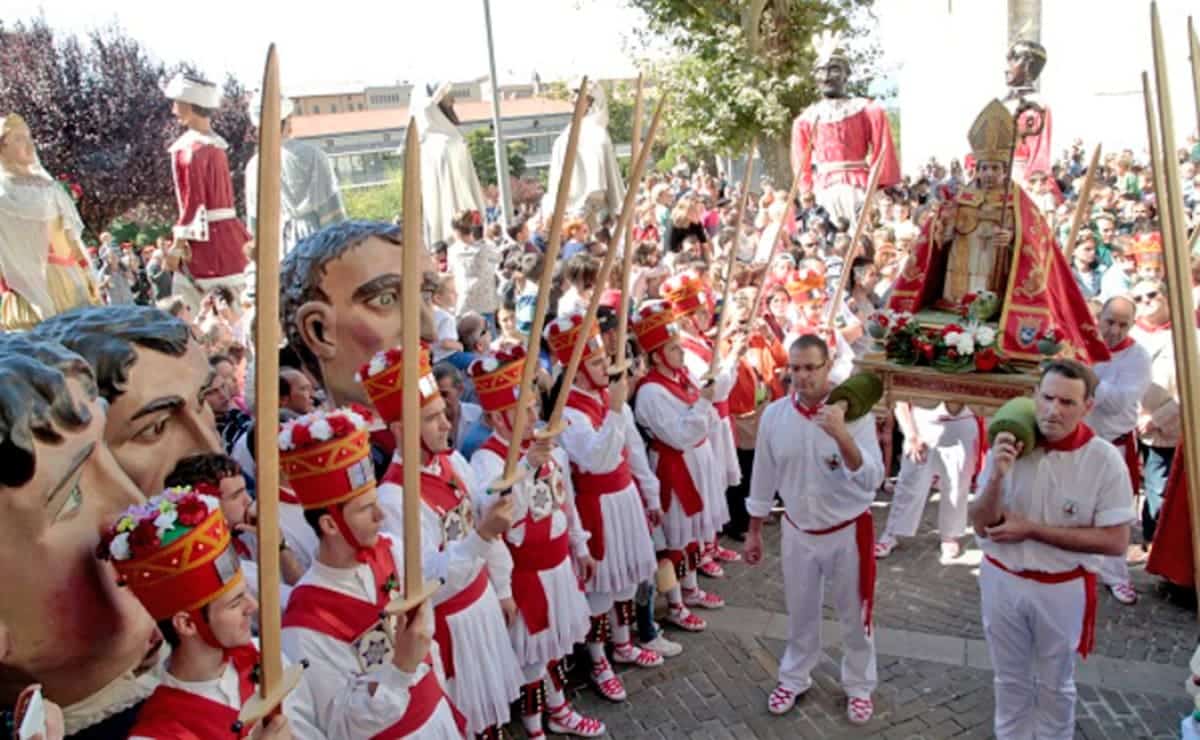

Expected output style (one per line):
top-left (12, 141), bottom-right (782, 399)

top-left (627, 0), bottom-right (876, 185)
top-left (465, 127), bottom-right (529, 186)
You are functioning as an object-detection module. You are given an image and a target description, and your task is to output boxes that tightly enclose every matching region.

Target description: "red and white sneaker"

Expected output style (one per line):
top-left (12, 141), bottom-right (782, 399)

top-left (666, 605), bottom-right (707, 632)
top-left (847, 697), bottom-right (874, 725)
top-left (590, 657), bottom-right (626, 702)
top-left (713, 544), bottom-right (741, 563)
top-left (874, 535), bottom-right (897, 559)
top-left (547, 703), bottom-right (606, 738)
top-left (683, 587), bottom-right (725, 609)
top-left (613, 642), bottom-right (664, 668)
top-left (698, 559), bottom-right (725, 578)
top-left (1109, 582), bottom-right (1138, 605)
top-left (767, 684), bottom-right (799, 715)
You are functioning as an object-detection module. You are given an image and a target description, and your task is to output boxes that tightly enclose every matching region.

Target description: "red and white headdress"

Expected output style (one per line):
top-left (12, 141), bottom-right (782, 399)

top-left (660, 273), bottom-right (709, 318)
top-left (785, 269), bottom-right (827, 306)
top-left (356, 345), bottom-right (439, 424)
top-left (468, 345), bottom-right (527, 413)
top-left (1129, 231), bottom-right (1163, 266)
top-left (544, 311), bottom-right (603, 366)
top-left (632, 300), bottom-right (680, 354)
top-left (99, 487), bottom-right (241, 620)
top-left (279, 406), bottom-right (374, 510)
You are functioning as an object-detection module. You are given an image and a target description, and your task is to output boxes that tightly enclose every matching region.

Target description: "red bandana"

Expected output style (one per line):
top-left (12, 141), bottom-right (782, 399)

top-left (1109, 336), bottom-right (1136, 353)
top-left (792, 393), bottom-right (825, 419)
top-left (1135, 318), bottom-right (1170, 333)
top-left (1041, 423), bottom-right (1096, 452)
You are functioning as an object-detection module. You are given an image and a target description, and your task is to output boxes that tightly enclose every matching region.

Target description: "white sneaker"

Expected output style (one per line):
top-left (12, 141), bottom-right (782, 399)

top-left (639, 633), bottom-right (683, 658)
top-left (939, 540), bottom-right (962, 564)
top-left (874, 535), bottom-right (898, 559)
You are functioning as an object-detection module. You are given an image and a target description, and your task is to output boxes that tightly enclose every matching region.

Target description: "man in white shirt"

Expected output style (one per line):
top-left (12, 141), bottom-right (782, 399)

top-left (969, 360), bottom-right (1133, 740)
top-left (745, 334), bottom-right (885, 725)
top-left (1129, 279), bottom-right (1178, 542)
top-left (1085, 296), bottom-right (1152, 605)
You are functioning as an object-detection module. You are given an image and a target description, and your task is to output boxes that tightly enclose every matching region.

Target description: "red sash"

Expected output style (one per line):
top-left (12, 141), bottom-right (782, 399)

top-left (432, 567), bottom-right (490, 679)
top-left (566, 389), bottom-right (635, 561)
top-left (382, 454), bottom-right (468, 548)
top-left (478, 434), bottom-right (571, 632)
top-left (788, 510), bottom-right (877, 634)
top-left (1112, 433), bottom-right (1142, 496)
top-left (369, 654), bottom-right (468, 739)
top-left (509, 530), bottom-right (571, 634)
top-left (282, 538), bottom-right (398, 639)
top-left (638, 369), bottom-right (705, 518)
top-left (127, 649), bottom-right (258, 738)
top-left (985, 555), bottom-right (1098, 658)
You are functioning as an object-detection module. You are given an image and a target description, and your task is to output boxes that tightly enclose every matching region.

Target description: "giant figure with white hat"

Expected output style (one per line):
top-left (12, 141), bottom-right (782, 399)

top-left (163, 73), bottom-right (251, 310)
top-left (245, 93), bottom-right (346, 257)
top-left (543, 79), bottom-right (624, 231)
top-left (410, 81), bottom-right (485, 245)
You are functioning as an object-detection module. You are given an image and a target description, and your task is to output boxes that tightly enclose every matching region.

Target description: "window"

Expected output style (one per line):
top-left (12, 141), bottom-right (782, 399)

top-left (382, 133), bottom-right (391, 143)
top-left (331, 104), bottom-right (338, 113)
top-left (313, 105), bottom-right (320, 114)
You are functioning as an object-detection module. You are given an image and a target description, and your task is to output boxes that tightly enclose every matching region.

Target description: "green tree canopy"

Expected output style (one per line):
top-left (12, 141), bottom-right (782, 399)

top-left (628, 0), bottom-right (876, 185)
top-left (466, 127), bottom-right (529, 186)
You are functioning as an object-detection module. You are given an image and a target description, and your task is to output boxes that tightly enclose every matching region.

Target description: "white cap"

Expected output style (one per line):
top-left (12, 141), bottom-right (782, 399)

top-left (248, 91), bottom-right (296, 128)
top-left (164, 73), bottom-right (221, 109)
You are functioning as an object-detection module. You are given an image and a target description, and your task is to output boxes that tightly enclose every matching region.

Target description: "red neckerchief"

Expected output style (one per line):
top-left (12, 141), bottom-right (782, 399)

top-left (792, 392), bottom-right (826, 419)
top-left (1136, 318), bottom-right (1170, 333)
top-left (382, 453), bottom-right (464, 518)
top-left (638, 366), bottom-right (699, 405)
top-left (1042, 423), bottom-right (1096, 452)
top-left (566, 387), bottom-right (610, 429)
top-left (232, 535), bottom-right (252, 559)
top-left (1109, 336), bottom-right (1136, 353)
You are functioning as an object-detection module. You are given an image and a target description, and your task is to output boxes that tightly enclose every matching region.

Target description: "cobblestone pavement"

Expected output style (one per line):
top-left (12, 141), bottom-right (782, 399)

top-left (520, 490), bottom-right (1198, 738)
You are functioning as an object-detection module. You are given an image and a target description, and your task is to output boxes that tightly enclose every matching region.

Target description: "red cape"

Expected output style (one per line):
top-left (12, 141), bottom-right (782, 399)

top-left (1146, 449), bottom-right (1195, 589)
top-left (887, 184), bottom-right (1109, 365)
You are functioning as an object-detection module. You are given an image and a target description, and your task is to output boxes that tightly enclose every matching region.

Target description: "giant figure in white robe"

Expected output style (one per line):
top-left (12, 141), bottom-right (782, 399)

top-left (412, 81), bottom-right (485, 245)
top-left (543, 79), bottom-right (625, 229)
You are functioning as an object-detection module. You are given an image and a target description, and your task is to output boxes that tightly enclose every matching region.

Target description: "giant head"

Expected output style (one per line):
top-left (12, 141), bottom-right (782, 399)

top-left (1005, 39), bottom-right (1047, 90)
top-left (281, 220), bottom-right (434, 408)
top-left (0, 335), bottom-right (158, 713)
top-left (32, 305), bottom-right (221, 495)
top-left (811, 30), bottom-right (851, 99)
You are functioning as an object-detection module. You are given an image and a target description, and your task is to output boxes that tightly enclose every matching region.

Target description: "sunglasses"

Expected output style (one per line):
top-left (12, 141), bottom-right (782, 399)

top-left (1133, 291), bottom-right (1159, 304)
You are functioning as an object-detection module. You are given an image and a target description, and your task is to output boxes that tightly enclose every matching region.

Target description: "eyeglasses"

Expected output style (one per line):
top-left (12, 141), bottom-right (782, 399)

top-left (788, 361), bottom-right (827, 373)
top-left (1133, 291), bottom-right (1159, 303)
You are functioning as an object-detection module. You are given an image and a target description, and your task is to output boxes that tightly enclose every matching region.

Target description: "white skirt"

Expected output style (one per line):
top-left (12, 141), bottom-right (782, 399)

top-left (445, 580), bottom-right (524, 733)
top-left (586, 483), bottom-right (658, 596)
top-left (510, 556), bottom-right (592, 668)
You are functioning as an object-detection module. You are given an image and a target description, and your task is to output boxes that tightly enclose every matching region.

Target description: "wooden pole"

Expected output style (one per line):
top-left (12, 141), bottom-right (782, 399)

top-left (704, 140), bottom-right (757, 379)
top-left (545, 94), bottom-right (667, 429)
top-left (1190, 17), bottom-right (1200, 142)
top-left (612, 72), bottom-right (645, 375)
top-left (826, 159), bottom-right (884, 331)
top-left (748, 165), bottom-right (804, 323)
top-left (1148, 2), bottom-right (1200, 603)
top-left (1061, 143), bottom-right (1102, 261)
top-left (488, 80), bottom-right (592, 492)
top-left (239, 44), bottom-right (302, 726)
top-left (399, 122), bottom-right (425, 599)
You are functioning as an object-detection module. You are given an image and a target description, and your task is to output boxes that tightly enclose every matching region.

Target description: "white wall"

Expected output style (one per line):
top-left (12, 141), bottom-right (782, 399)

top-left (880, 0), bottom-right (1199, 175)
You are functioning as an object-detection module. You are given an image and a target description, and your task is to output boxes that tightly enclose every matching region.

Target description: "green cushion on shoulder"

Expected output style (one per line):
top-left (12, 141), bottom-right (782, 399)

top-left (988, 396), bottom-right (1038, 456)
top-left (828, 373), bottom-right (884, 422)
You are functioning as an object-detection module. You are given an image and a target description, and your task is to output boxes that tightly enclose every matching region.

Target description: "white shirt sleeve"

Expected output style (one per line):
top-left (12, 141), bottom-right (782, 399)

top-left (747, 403), bottom-right (782, 519)
top-left (634, 384), bottom-right (714, 451)
top-left (622, 406), bottom-right (662, 512)
top-left (559, 405), bottom-right (626, 474)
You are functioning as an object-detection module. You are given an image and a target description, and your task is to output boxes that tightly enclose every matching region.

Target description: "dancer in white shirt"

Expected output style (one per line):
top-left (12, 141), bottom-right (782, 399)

top-left (970, 360), bottom-right (1133, 740)
top-left (745, 334), bottom-right (884, 725)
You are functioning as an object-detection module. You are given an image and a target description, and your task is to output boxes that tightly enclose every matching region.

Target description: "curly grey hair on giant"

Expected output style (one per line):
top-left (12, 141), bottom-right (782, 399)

top-left (0, 336), bottom-right (98, 488)
top-left (279, 220), bottom-right (404, 385)
top-left (31, 305), bottom-right (191, 402)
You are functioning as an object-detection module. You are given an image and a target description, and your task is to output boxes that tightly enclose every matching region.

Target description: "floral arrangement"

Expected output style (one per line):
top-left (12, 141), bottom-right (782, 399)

top-left (56, 173), bottom-right (83, 203)
top-left (279, 405), bottom-right (371, 452)
top-left (98, 486), bottom-right (220, 561)
top-left (870, 309), bottom-right (1008, 373)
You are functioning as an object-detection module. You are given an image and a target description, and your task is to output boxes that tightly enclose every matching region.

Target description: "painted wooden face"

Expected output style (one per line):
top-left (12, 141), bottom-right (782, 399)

top-left (0, 378), bottom-right (158, 706)
top-left (104, 340), bottom-right (222, 495)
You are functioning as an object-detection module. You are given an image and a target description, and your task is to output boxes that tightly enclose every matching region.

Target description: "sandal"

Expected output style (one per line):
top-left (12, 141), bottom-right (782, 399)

top-left (847, 696), bottom-right (873, 725)
top-left (547, 703), bottom-right (607, 737)
top-left (666, 605), bottom-right (707, 632)
top-left (682, 587), bottom-right (724, 609)
top-left (590, 657), bottom-right (626, 702)
top-left (1109, 582), bottom-right (1138, 605)
top-left (613, 642), bottom-right (663, 668)
top-left (768, 684), bottom-right (799, 715)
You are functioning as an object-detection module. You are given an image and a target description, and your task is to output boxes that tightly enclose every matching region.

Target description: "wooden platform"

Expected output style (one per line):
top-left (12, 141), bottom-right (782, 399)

top-left (855, 355), bottom-right (1039, 416)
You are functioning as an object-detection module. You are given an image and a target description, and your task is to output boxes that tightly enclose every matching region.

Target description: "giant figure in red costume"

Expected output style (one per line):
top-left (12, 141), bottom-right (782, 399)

top-left (790, 31), bottom-right (899, 227)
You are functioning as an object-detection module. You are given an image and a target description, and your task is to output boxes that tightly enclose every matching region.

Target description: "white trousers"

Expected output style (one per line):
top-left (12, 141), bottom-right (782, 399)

top-left (884, 433), bottom-right (974, 540)
top-left (815, 182), bottom-right (864, 230)
top-left (779, 521), bottom-right (876, 698)
top-left (980, 558), bottom-right (1085, 740)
